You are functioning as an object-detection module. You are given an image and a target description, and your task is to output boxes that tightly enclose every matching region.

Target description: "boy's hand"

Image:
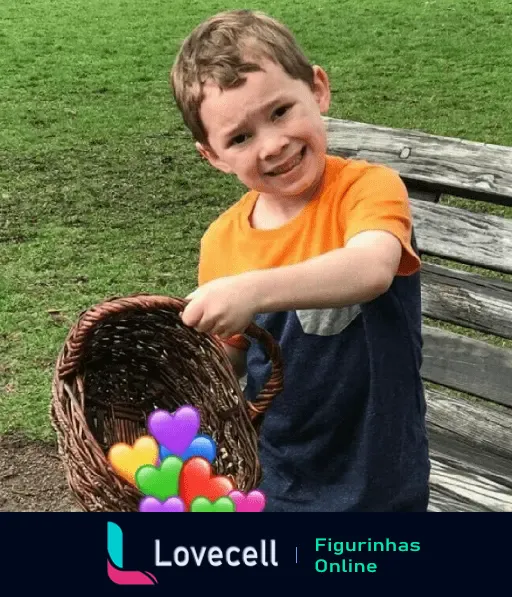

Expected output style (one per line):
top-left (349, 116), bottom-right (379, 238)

top-left (181, 274), bottom-right (258, 338)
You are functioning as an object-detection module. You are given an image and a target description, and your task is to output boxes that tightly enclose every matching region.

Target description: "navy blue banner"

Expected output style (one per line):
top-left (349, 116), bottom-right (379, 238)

top-left (2, 513), bottom-right (508, 590)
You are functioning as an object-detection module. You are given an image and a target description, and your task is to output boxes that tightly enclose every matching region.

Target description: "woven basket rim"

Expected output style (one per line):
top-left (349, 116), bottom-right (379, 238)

top-left (54, 292), bottom-right (283, 420)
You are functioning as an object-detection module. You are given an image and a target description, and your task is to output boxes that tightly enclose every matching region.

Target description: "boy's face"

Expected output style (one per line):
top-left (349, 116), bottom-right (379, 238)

top-left (196, 58), bottom-right (331, 202)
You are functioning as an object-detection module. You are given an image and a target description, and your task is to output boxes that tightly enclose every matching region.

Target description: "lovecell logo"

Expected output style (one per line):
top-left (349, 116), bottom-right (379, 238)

top-left (106, 520), bottom-right (278, 584)
top-left (107, 522), bottom-right (158, 585)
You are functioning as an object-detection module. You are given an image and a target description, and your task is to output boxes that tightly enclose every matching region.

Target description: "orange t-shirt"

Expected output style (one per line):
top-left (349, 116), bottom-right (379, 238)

top-left (198, 155), bottom-right (420, 350)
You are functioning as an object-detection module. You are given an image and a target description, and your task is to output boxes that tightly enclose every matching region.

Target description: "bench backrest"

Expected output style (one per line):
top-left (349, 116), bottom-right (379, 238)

top-left (325, 117), bottom-right (512, 411)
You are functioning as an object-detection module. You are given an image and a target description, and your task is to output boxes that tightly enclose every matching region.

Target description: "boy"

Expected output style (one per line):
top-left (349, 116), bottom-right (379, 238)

top-left (170, 10), bottom-right (430, 511)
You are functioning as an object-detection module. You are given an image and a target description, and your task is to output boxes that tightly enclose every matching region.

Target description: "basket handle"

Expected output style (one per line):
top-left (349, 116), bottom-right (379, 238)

top-left (241, 321), bottom-right (284, 428)
top-left (57, 293), bottom-right (284, 427)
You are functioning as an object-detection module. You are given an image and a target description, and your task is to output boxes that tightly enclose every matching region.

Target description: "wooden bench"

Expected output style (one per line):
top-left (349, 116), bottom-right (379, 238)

top-left (325, 117), bottom-right (512, 512)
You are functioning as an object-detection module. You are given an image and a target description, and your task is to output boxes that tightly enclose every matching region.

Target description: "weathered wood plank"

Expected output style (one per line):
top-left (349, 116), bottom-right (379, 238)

top-left (428, 454), bottom-right (512, 512)
top-left (426, 389), bottom-right (512, 512)
top-left (428, 426), bottom-right (512, 486)
top-left (428, 485), bottom-right (494, 512)
top-left (421, 326), bottom-right (512, 407)
top-left (325, 117), bottom-right (512, 206)
top-left (421, 263), bottom-right (512, 339)
top-left (425, 388), bottom-right (512, 461)
top-left (411, 198), bottom-right (512, 273)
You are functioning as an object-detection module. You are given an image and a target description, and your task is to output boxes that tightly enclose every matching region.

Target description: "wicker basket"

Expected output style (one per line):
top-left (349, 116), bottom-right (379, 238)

top-left (50, 293), bottom-right (283, 512)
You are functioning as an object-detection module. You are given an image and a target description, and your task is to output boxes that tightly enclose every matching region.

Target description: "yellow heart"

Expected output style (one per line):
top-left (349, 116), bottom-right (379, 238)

top-left (107, 436), bottom-right (159, 487)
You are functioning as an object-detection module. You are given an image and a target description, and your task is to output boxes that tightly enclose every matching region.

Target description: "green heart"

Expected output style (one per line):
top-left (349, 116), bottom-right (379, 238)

top-left (190, 497), bottom-right (235, 512)
top-left (135, 456), bottom-right (183, 501)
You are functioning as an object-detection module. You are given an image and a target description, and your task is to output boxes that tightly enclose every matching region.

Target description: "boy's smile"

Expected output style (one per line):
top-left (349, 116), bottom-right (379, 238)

top-left (196, 58), bottom-right (331, 209)
top-left (265, 146), bottom-right (306, 176)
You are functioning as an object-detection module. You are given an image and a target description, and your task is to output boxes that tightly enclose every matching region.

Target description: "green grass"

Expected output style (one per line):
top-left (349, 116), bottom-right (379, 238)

top-left (1, 0), bottom-right (511, 440)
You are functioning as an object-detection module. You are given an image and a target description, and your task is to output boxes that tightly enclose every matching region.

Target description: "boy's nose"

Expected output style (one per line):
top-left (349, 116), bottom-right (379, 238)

top-left (259, 132), bottom-right (289, 161)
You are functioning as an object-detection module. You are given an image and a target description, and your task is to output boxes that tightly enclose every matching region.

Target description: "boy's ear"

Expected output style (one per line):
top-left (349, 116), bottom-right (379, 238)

top-left (311, 65), bottom-right (331, 114)
top-left (195, 142), bottom-right (233, 174)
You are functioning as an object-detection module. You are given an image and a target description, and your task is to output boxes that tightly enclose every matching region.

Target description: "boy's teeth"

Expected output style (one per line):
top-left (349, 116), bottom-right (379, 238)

top-left (272, 152), bottom-right (302, 175)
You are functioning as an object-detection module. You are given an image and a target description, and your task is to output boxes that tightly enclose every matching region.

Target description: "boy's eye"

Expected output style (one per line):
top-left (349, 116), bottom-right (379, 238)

top-left (273, 104), bottom-right (292, 119)
top-left (229, 133), bottom-right (249, 146)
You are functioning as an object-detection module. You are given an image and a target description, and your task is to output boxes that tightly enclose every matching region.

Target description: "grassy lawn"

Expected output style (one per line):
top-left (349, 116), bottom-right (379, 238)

top-left (1, 0), bottom-right (511, 441)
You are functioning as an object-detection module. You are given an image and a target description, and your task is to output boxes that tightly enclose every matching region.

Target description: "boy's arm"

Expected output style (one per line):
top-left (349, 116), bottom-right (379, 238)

top-left (183, 230), bottom-right (404, 338)
top-left (183, 166), bottom-right (418, 338)
top-left (251, 229), bottom-right (403, 312)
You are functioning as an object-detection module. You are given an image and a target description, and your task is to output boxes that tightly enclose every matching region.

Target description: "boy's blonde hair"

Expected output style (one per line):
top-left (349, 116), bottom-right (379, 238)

top-left (170, 10), bottom-right (314, 145)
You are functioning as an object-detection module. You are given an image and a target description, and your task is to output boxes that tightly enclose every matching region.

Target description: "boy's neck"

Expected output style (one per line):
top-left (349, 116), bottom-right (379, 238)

top-left (248, 194), bottom-right (308, 230)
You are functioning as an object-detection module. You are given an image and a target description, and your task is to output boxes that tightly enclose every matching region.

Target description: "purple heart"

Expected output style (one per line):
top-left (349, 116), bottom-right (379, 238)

top-left (147, 406), bottom-right (200, 457)
top-left (139, 496), bottom-right (185, 512)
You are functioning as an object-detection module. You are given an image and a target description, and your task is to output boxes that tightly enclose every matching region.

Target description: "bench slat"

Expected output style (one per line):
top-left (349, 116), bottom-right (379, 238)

top-left (425, 388), bottom-right (512, 461)
top-left (325, 117), bottom-right (512, 206)
top-left (426, 388), bottom-right (512, 511)
top-left (428, 451), bottom-right (512, 512)
top-left (421, 263), bottom-right (512, 339)
top-left (422, 326), bottom-right (512, 407)
top-left (428, 484), bottom-right (494, 512)
top-left (427, 394), bottom-right (512, 512)
top-left (411, 198), bottom-right (512, 274)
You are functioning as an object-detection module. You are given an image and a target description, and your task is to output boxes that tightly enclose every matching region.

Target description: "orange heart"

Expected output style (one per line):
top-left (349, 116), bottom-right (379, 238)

top-left (107, 436), bottom-right (159, 486)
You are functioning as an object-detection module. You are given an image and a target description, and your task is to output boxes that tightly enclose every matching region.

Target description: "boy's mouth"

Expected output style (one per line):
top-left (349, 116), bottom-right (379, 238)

top-left (266, 147), bottom-right (306, 176)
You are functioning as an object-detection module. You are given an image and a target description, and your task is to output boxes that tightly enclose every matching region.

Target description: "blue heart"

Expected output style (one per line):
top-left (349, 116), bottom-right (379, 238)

top-left (159, 434), bottom-right (216, 464)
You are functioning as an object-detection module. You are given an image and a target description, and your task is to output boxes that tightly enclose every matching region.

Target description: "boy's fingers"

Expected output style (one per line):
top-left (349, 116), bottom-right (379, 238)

top-left (181, 301), bottom-right (203, 328)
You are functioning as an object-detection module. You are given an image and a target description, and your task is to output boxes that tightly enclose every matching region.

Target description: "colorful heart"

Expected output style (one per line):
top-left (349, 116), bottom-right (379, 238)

top-left (190, 497), bottom-right (235, 512)
top-left (135, 456), bottom-right (183, 501)
top-left (107, 436), bottom-right (159, 487)
top-left (139, 496), bottom-right (186, 513)
top-left (229, 490), bottom-right (266, 512)
top-left (179, 457), bottom-right (235, 511)
top-left (148, 407), bottom-right (200, 457)
top-left (159, 434), bottom-right (216, 464)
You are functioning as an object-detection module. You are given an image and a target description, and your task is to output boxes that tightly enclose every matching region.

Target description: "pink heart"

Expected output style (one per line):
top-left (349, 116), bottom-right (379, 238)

top-left (228, 490), bottom-right (266, 512)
